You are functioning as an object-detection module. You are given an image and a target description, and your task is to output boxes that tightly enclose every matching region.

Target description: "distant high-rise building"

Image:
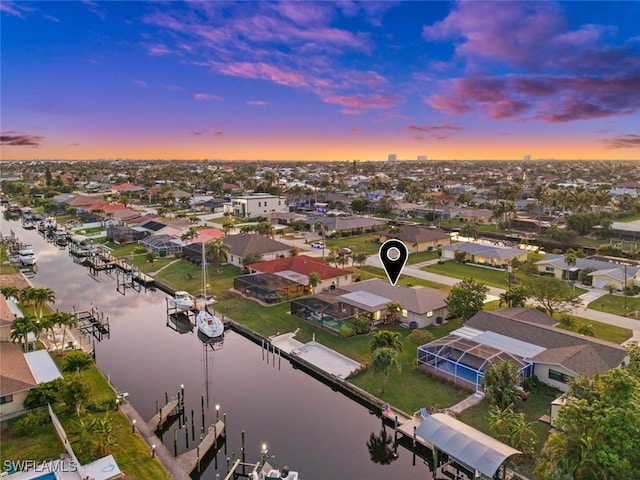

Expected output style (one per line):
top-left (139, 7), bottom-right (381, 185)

top-left (388, 154), bottom-right (397, 162)
top-left (523, 155), bottom-right (531, 162)
top-left (417, 155), bottom-right (427, 161)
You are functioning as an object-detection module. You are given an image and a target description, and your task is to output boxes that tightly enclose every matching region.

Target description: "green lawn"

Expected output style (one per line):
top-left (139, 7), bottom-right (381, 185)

top-left (588, 294), bottom-right (640, 319)
top-left (406, 249), bottom-right (440, 265)
top-left (353, 266), bottom-right (451, 292)
top-left (1, 356), bottom-right (170, 479)
top-left (422, 261), bottom-right (511, 289)
top-left (556, 315), bottom-right (632, 344)
top-left (325, 233), bottom-right (381, 256)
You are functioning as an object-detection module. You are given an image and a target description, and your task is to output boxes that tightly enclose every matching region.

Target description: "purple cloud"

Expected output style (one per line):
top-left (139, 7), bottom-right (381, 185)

top-left (427, 74), bottom-right (640, 122)
top-left (1, 133), bottom-right (44, 147)
top-left (247, 100), bottom-right (271, 107)
top-left (407, 124), bottom-right (462, 133)
top-left (422, 1), bottom-right (640, 122)
top-left (601, 134), bottom-right (640, 149)
top-left (131, 79), bottom-right (148, 88)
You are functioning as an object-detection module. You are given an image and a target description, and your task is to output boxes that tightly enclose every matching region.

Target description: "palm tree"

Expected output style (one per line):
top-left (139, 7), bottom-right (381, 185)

top-left (11, 316), bottom-right (37, 351)
top-left (531, 184), bottom-right (547, 234)
top-left (459, 223), bottom-right (479, 241)
top-left (206, 238), bottom-right (230, 273)
top-left (371, 347), bottom-right (400, 394)
top-left (577, 323), bottom-right (595, 337)
top-left (31, 287), bottom-right (55, 321)
top-left (308, 272), bottom-right (321, 294)
top-left (63, 351), bottom-right (94, 373)
top-left (222, 215), bottom-right (237, 235)
top-left (370, 330), bottom-right (403, 353)
top-left (52, 311), bottom-right (77, 354)
top-left (314, 220), bottom-right (328, 257)
top-left (384, 301), bottom-right (402, 324)
top-left (181, 227), bottom-right (198, 244)
top-left (481, 361), bottom-right (521, 411)
top-left (353, 252), bottom-right (368, 267)
top-left (0, 286), bottom-right (20, 301)
top-left (499, 286), bottom-right (527, 308)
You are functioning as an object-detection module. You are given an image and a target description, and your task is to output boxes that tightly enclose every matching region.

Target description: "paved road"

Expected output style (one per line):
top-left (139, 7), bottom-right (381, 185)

top-left (236, 231), bottom-right (640, 341)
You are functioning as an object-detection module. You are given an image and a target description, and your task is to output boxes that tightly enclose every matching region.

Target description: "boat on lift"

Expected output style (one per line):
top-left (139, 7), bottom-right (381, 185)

top-left (196, 243), bottom-right (224, 339)
top-left (18, 248), bottom-right (36, 266)
top-left (169, 291), bottom-right (195, 311)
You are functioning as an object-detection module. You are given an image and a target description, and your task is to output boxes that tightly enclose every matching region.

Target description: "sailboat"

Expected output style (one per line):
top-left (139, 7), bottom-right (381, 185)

top-left (196, 241), bottom-right (224, 339)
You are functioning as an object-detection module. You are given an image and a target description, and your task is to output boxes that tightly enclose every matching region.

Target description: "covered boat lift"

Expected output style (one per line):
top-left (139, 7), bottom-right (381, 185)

top-left (415, 413), bottom-right (521, 479)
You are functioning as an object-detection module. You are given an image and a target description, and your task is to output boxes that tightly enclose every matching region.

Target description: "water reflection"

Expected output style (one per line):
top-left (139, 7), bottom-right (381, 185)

top-left (366, 419), bottom-right (399, 465)
top-left (2, 215), bottom-right (430, 479)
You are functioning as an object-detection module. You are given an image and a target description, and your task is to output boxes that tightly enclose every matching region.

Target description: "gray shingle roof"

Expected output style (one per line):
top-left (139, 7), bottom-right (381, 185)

top-left (341, 278), bottom-right (447, 314)
top-left (223, 234), bottom-right (291, 257)
top-left (378, 225), bottom-right (449, 244)
top-left (466, 309), bottom-right (627, 377)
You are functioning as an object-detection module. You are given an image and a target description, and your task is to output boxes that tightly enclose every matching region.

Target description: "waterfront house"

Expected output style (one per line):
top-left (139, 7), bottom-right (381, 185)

top-left (182, 233), bottom-right (292, 267)
top-left (247, 255), bottom-right (352, 291)
top-left (417, 308), bottom-right (628, 392)
top-left (225, 194), bottom-right (289, 218)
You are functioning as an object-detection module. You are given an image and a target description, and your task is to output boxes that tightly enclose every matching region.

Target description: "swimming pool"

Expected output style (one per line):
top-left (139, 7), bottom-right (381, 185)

top-left (434, 358), bottom-right (480, 387)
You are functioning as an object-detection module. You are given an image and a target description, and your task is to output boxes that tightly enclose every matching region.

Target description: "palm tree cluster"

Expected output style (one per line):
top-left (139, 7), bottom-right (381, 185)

top-left (2, 286), bottom-right (77, 353)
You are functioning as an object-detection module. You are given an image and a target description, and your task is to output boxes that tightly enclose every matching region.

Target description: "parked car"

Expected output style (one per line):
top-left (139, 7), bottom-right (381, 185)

top-left (341, 247), bottom-right (352, 255)
top-left (311, 241), bottom-right (325, 248)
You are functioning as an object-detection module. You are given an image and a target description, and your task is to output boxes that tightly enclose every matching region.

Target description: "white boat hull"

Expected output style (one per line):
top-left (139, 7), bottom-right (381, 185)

top-left (196, 309), bottom-right (224, 338)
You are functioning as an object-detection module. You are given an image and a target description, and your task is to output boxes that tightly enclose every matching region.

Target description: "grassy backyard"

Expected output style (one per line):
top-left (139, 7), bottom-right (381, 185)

top-left (0, 357), bottom-right (170, 479)
top-left (325, 233), bottom-right (381, 256)
top-left (354, 265), bottom-right (451, 292)
top-left (556, 315), bottom-right (633, 344)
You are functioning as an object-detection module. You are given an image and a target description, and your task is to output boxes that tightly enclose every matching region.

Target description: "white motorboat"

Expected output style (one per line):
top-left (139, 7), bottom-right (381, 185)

top-left (260, 467), bottom-right (299, 479)
top-left (44, 216), bottom-right (57, 230)
top-left (18, 249), bottom-right (36, 265)
top-left (196, 243), bottom-right (224, 339)
top-left (169, 291), bottom-right (195, 311)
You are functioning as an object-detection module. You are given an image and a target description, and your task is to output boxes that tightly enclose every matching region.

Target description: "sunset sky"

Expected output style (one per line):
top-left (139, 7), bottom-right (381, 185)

top-left (2, 1), bottom-right (639, 161)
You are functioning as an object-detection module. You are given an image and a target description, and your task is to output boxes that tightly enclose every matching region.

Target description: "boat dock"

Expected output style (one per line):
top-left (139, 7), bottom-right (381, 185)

top-left (74, 306), bottom-right (110, 342)
top-left (148, 398), bottom-right (181, 432)
top-left (176, 420), bottom-right (225, 475)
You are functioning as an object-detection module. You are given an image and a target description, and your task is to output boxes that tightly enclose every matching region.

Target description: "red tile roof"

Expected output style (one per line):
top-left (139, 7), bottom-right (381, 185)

top-left (248, 255), bottom-right (350, 280)
top-left (112, 183), bottom-right (145, 191)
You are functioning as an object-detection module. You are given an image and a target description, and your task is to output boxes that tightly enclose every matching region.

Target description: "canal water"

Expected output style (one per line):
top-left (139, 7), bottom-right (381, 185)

top-left (3, 217), bottom-right (432, 479)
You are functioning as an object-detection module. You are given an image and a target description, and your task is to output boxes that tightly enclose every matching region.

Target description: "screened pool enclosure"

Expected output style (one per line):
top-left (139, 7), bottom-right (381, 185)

top-left (417, 335), bottom-right (533, 391)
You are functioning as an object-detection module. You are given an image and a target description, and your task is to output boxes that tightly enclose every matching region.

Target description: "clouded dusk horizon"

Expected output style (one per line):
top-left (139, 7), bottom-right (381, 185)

top-left (2, 1), bottom-right (639, 161)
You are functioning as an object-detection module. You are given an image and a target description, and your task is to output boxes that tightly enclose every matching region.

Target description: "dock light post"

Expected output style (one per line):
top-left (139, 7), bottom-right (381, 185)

top-left (151, 445), bottom-right (156, 458)
top-left (216, 404), bottom-right (220, 423)
top-left (261, 443), bottom-right (268, 465)
top-left (132, 419), bottom-right (136, 434)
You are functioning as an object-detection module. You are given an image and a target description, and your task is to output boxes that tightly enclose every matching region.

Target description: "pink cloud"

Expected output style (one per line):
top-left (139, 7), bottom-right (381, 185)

top-left (148, 44), bottom-right (171, 56)
top-left (247, 100), bottom-right (271, 107)
top-left (131, 79), bottom-right (148, 88)
top-left (194, 93), bottom-right (222, 101)
top-left (217, 62), bottom-right (307, 88)
top-left (322, 92), bottom-right (403, 113)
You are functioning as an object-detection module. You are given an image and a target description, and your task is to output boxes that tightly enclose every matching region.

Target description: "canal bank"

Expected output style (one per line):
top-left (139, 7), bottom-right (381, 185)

top-left (2, 216), bottom-right (433, 480)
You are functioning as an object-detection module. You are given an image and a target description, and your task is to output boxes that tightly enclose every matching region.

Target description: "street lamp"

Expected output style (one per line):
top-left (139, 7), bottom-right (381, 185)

top-left (151, 444), bottom-right (156, 458)
top-left (132, 419), bottom-right (136, 434)
top-left (216, 404), bottom-right (220, 422)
